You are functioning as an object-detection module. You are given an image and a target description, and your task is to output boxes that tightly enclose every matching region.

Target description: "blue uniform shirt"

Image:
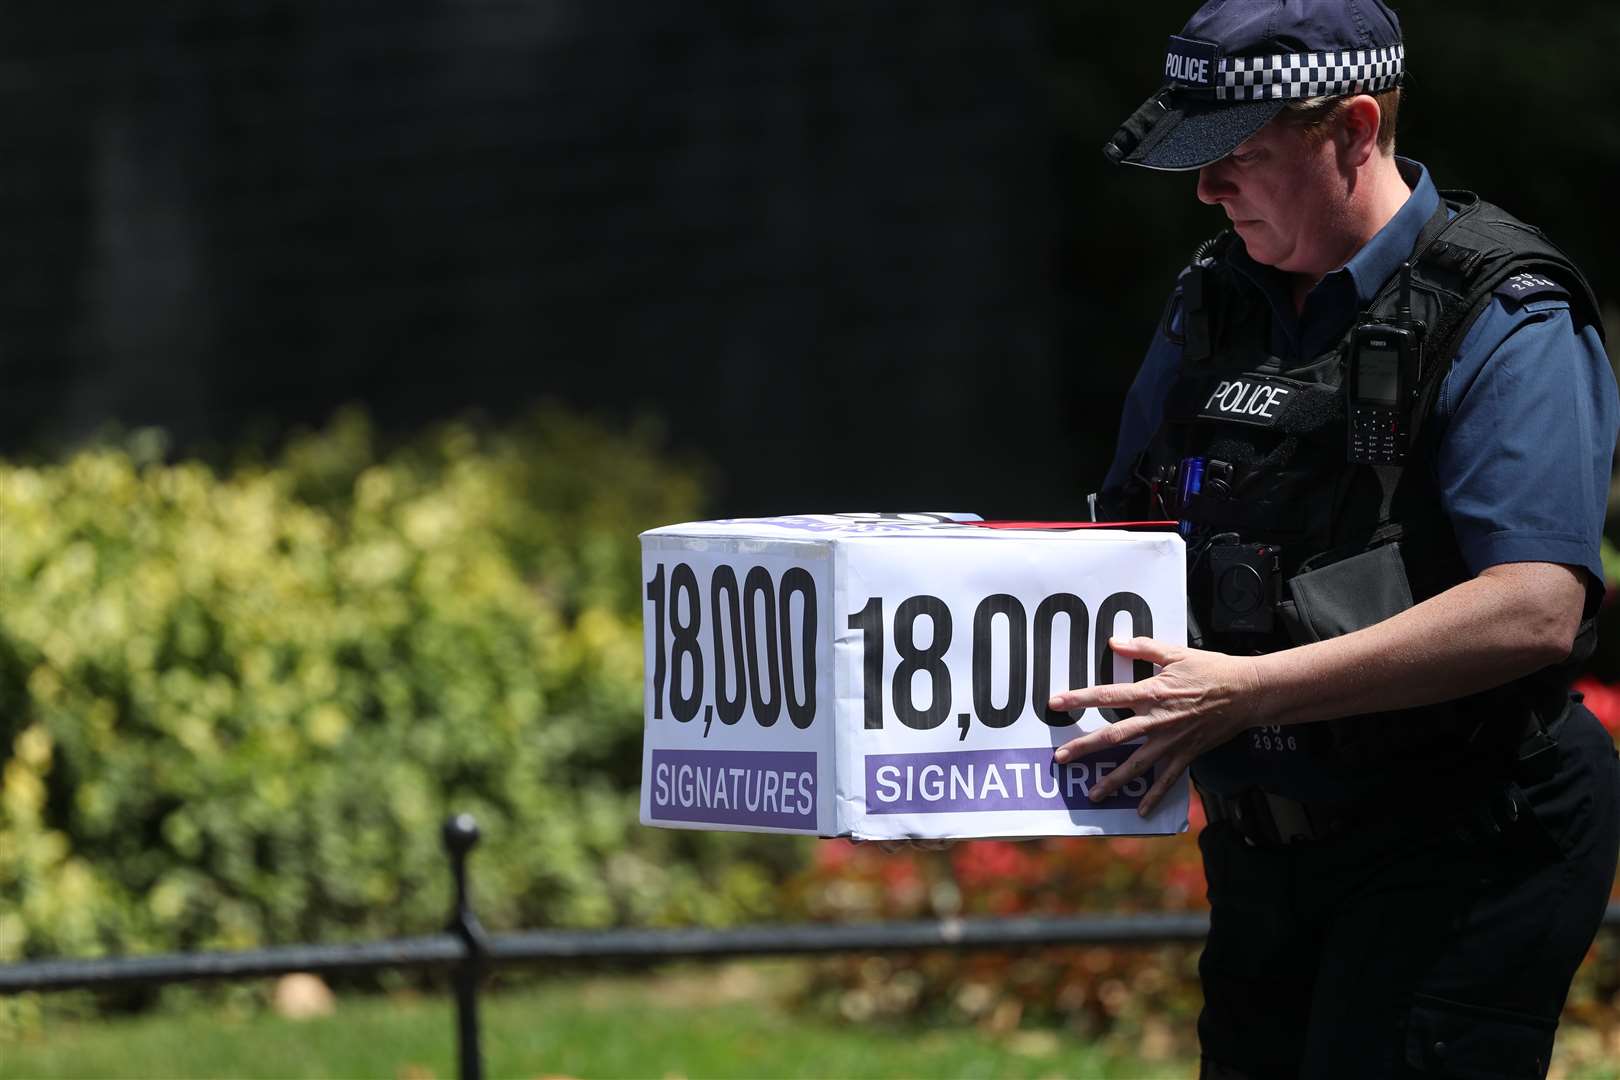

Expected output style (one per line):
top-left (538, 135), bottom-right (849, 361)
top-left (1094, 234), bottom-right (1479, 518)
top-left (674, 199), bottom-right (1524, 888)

top-left (1103, 159), bottom-right (1618, 801)
top-left (1107, 158), bottom-right (1617, 588)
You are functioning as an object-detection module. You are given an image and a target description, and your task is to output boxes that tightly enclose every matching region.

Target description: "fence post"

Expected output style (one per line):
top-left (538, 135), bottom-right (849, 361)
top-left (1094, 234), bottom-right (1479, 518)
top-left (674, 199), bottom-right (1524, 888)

top-left (443, 814), bottom-right (489, 1080)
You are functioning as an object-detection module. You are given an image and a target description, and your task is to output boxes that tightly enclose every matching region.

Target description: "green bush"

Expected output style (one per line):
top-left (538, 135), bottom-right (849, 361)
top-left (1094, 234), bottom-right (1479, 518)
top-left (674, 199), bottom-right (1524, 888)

top-left (0, 409), bottom-right (806, 962)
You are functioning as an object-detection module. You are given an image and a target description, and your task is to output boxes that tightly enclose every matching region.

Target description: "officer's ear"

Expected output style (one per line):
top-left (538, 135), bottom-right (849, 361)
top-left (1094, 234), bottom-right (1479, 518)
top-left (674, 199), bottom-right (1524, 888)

top-left (1336, 95), bottom-right (1383, 168)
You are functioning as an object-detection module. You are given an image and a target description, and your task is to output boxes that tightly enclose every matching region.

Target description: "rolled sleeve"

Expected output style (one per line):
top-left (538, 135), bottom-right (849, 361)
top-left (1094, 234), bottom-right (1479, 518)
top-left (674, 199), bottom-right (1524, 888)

top-left (1432, 297), bottom-right (1618, 584)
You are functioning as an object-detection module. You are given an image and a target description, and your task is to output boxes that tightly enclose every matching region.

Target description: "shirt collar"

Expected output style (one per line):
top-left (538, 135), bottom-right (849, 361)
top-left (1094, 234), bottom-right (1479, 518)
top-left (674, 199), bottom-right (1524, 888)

top-left (1226, 157), bottom-right (1438, 356)
top-left (1342, 157), bottom-right (1438, 306)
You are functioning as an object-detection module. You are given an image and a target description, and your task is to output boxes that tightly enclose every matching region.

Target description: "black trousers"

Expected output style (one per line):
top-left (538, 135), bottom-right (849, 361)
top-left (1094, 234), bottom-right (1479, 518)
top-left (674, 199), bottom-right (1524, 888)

top-left (1197, 704), bottom-right (1620, 1079)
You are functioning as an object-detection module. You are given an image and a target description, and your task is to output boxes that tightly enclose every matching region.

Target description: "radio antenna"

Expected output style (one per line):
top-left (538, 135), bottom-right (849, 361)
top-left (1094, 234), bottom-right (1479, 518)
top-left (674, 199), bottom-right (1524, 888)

top-left (1398, 261), bottom-right (1414, 324)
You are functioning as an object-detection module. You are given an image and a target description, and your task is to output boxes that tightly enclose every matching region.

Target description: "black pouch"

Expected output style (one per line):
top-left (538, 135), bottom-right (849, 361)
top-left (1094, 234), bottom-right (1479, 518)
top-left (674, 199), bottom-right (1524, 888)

top-left (1279, 543), bottom-right (1479, 766)
top-left (1279, 542), bottom-right (1414, 645)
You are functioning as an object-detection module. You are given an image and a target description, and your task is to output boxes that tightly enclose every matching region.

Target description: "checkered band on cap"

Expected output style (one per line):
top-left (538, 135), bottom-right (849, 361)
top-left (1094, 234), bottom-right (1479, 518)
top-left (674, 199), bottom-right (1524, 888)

top-left (1216, 44), bottom-right (1404, 100)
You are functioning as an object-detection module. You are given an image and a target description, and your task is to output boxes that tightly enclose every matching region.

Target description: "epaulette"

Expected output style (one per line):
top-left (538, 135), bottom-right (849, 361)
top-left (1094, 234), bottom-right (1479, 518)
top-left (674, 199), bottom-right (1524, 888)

top-left (1494, 271), bottom-right (1570, 306)
top-left (1370, 191), bottom-right (1603, 448)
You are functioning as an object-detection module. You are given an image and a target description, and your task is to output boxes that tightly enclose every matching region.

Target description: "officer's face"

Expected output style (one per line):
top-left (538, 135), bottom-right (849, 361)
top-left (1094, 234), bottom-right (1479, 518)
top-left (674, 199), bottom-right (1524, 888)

top-left (1195, 118), bottom-right (1347, 274)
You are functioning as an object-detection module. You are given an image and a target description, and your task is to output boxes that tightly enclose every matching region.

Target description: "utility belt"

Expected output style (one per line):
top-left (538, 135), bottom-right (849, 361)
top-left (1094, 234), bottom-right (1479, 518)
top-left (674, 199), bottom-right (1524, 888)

top-left (1199, 699), bottom-right (1569, 848)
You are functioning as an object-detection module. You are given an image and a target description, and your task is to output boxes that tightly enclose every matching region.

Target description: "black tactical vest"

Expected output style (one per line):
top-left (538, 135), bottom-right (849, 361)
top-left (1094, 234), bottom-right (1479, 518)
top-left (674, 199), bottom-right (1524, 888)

top-left (1103, 192), bottom-right (1605, 794)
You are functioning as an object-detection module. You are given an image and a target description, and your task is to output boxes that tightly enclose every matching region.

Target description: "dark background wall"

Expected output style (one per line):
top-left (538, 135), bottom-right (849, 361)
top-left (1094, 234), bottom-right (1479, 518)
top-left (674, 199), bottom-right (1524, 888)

top-left (5, 1), bottom-right (1618, 518)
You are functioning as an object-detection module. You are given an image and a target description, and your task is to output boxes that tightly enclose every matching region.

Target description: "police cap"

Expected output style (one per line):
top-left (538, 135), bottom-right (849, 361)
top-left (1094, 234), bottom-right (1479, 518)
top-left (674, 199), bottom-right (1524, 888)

top-left (1105, 0), bottom-right (1406, 172)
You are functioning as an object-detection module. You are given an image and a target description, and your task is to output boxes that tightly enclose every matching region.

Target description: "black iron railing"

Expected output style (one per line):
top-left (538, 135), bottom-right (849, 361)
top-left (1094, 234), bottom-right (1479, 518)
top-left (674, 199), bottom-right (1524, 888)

top-left (2, 816), bottom-right (1614, 1080)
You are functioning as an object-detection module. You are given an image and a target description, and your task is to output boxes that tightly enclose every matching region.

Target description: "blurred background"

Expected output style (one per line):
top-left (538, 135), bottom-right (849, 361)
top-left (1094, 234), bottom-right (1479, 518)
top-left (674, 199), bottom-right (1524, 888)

top-left (4, 2), bottom-right (1620, 1076)
top-left (10, 0), bottom-right (1615, 514)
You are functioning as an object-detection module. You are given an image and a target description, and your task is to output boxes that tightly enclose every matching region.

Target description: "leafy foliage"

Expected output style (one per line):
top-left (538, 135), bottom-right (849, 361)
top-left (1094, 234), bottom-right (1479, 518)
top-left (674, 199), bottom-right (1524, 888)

top-left (790, 762), bottom-right (1620, 1054)
top-left (784, 823), bottom-right (1209, 1059)
top-left (0, 409), bottom-right (806, 962)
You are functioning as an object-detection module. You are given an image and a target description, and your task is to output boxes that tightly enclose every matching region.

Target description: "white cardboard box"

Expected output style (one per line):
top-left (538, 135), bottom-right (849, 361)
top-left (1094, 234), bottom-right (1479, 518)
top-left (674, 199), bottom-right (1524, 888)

top-left (639, 513), bottom-right (1188, 838)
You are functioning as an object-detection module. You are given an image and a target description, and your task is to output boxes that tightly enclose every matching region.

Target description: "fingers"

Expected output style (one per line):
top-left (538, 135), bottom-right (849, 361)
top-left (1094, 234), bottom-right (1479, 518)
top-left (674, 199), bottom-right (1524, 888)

top-left (1053, 721), bottom-right (1190, 818)
top-left (1067, 738), bottom-right (1190, 818)
top-left (1107, 635), bottom-right (1182, 665)
top-left (1046, 637), bottom-right (1175, 713)
top-left (1052, 715), bottom-right (1150, 763)
top-left (1047, 681), bottom-right (1151, 714)
top-left (1084, 734), bottom-right (1171, 801)
top-left (1135, 750), bottom-right (1194, 817)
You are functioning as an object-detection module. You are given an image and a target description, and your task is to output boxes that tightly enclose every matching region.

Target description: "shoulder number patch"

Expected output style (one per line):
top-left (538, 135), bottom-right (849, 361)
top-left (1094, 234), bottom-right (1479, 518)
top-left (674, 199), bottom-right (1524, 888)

top-left (1496, 271), bottom-right (1569, 305)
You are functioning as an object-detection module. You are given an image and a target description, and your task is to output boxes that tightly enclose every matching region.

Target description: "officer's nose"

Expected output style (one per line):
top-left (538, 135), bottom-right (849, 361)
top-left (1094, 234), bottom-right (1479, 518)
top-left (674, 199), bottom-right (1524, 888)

top-left (1197, 160), bottom-right (1237, 205)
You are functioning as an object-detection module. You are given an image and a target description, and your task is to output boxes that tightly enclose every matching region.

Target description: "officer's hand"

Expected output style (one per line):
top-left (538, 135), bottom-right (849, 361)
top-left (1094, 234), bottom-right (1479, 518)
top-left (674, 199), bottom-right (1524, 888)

top-left (1048, 636), bottom-right (1263, 817)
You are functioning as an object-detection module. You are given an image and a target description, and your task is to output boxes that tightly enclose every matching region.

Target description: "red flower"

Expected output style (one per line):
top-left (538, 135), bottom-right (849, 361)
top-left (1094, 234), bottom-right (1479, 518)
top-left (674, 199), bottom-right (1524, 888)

top-left (1188, 790), bottom-right (1208, 830)
top-left (815, 838), bottom-right (858, 872)
top-left (1573, 676), bottom-right (1620, 736)
top-left (880, 856), bottom-right (921, 892)
top-left (951, 840), bottom-right (1036, 890)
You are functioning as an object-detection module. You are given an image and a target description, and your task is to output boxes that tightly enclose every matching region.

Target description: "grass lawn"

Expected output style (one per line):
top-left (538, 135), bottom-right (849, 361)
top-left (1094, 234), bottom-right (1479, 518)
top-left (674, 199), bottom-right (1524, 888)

top-left (0, 963), bottom-right (1188, 1079)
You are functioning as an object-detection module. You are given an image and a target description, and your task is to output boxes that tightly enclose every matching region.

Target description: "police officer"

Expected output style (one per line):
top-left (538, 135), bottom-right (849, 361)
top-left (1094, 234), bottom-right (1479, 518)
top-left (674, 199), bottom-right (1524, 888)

top-left (1048, 2), bottom-right (1620, 1076)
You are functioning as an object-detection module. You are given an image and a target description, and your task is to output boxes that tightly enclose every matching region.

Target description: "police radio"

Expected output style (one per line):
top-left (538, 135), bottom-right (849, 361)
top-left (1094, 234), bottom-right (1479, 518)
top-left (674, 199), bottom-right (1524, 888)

top-left (1347, 262), bottom-right (1424, 466)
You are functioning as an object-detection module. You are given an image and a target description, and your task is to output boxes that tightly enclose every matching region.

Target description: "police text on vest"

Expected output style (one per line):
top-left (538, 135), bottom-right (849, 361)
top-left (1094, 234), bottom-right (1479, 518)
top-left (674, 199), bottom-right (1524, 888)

top-left (1205, 379), bottom-right (1290, 420)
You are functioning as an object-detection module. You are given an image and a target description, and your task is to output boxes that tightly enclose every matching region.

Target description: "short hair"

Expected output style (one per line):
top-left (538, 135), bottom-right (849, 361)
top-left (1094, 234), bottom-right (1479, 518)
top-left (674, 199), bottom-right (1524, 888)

top-left (1277, 87), bottom-right (1401, 154)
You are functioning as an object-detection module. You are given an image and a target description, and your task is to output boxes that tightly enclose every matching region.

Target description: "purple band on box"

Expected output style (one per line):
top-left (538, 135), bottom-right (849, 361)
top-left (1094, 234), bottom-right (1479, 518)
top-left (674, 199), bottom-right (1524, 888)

top-left (864, 745), bottom-right (1151, 815)
top-left (648, 749), bottom-right (818, 829)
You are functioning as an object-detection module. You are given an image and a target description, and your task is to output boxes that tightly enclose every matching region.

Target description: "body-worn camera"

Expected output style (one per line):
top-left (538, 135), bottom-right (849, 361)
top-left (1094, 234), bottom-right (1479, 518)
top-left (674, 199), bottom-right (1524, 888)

top-left (1210, 541), bottom-right (1282, 634)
